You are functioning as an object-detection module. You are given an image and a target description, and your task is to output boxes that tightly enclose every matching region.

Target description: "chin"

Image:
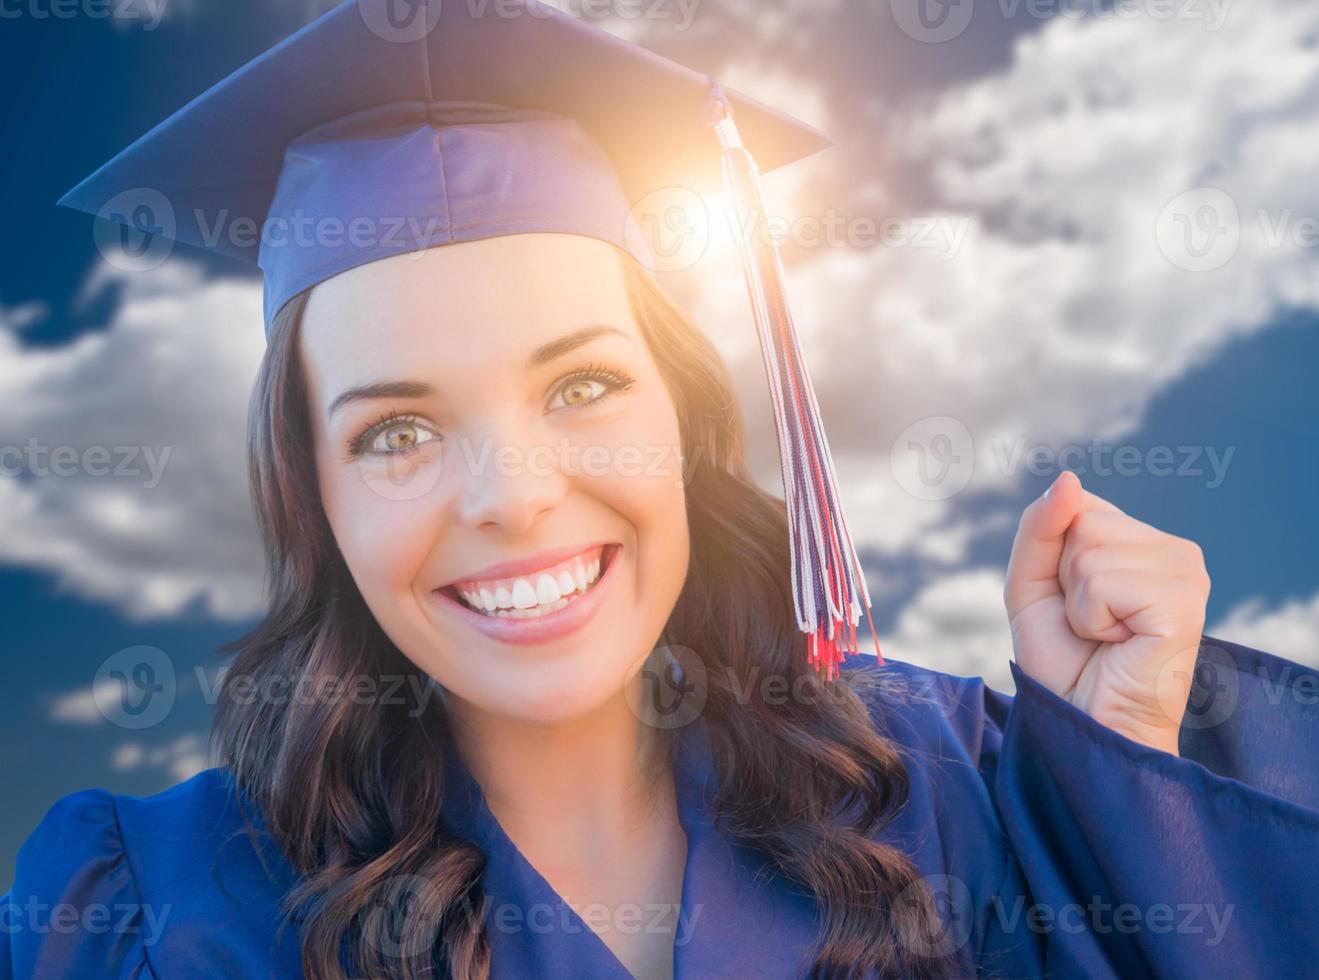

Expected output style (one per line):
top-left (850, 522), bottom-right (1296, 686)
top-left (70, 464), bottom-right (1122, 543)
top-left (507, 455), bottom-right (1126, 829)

top-left (448, 653), bottom-right (639, 728)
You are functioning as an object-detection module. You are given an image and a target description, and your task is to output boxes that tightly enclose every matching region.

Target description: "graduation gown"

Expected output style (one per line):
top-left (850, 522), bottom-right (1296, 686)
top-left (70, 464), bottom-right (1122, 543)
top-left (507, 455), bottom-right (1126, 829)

top-left (3, 633), bottom-right (1316, 979)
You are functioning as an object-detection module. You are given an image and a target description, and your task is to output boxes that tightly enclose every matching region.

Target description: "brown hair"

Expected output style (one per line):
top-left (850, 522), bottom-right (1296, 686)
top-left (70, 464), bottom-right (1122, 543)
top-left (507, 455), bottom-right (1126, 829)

top-left (212, 249), bottom-right (952, 979)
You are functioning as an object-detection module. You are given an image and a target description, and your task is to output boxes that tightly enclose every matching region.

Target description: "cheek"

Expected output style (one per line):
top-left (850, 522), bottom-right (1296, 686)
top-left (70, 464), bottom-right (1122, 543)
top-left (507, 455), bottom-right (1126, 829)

top-left (318, 459), bottom-right (436, 603)
top-left (582, 398), bottom-right (690, 595)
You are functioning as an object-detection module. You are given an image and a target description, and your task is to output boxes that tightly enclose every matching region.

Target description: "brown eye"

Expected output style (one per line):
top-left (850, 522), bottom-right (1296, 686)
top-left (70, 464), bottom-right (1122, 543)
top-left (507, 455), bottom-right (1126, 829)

top-left (367, 419), bottom-right (439, 455)
top-left (556, 378), bottom-right (606, 408)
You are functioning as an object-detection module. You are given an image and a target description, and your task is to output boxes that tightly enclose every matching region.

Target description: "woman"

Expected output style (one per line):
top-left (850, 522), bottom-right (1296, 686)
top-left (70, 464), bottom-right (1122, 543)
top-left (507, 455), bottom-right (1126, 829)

top-left (5, 1), bottom-right (1317, 978)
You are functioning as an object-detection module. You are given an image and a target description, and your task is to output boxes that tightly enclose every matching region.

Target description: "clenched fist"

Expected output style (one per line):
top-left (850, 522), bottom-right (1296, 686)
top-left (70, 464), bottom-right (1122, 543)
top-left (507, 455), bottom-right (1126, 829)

top-left (1003, 470), bottom-right (1211, 755)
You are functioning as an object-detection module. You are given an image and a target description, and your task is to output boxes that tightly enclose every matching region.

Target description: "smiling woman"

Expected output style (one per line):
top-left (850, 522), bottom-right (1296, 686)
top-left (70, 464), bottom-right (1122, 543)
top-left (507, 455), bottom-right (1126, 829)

top-left (6, 0), bottom-right (1319, 979)
top-left (214, 234), bottom-right (948, 979)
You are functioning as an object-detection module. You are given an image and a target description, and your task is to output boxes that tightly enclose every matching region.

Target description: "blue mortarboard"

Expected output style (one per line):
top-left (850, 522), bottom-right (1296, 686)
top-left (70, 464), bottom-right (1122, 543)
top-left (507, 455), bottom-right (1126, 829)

top-left (57, 0), bottom-right (883, 676)
top-left (55, 0), bottom-right (828, 330)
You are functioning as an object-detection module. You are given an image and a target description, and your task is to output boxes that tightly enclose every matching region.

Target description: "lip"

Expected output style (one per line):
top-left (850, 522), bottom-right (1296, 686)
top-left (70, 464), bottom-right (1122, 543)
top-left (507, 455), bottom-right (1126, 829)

top-left (441, 541), bottom-right (616, 587)
top-left (431, 543), bottom-right (623, 646)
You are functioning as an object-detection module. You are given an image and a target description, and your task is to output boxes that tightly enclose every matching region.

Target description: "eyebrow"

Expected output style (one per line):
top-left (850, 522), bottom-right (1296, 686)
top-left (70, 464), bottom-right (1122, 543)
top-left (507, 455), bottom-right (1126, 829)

top-left (326, 324), bottom-right (631, 420)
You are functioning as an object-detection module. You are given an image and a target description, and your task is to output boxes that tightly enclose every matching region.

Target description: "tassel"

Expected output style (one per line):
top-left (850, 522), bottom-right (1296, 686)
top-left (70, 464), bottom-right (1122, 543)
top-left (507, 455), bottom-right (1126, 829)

top-left (704, 82), bottom-right (883, 679)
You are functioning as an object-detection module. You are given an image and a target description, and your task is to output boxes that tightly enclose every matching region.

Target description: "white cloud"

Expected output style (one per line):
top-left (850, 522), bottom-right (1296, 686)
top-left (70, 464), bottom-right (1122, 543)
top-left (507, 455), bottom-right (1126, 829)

top-left (878, 567), bottom-right (1017, 693)
top-left (883, 2), bottom-right (1319, 453)
top-left (881, 585), bottom-right (1311, 724)
top-left (683, 1), bottom-right (1319, 567)
top-left (1209, 591), bottom-right (1319, 670)
top-left (48, 677), bottom-right (121, 724)
top-left (877, 574), bottom-right (1319, 703)
top-left (0, 254), bottom-right (268, 620)
top-left (0, 299), bottom-right (48, 333)
top-left (109, 734), bottom-right (209, 784)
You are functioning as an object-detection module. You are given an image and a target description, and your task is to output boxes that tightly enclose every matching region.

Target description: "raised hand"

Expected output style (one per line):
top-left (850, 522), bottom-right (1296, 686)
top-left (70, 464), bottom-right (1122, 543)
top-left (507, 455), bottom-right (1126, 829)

top-left (1003, 471), bottom-right (1211, 755)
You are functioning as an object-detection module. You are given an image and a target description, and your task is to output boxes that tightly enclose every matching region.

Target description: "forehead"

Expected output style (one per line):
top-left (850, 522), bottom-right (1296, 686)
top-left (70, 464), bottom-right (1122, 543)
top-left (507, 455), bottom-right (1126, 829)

top-left (298, 233), bottom-right (638, 397)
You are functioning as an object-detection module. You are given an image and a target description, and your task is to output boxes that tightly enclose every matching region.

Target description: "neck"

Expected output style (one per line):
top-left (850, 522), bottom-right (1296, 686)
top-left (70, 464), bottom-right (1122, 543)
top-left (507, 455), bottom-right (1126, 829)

top-left (443, 677), bottom-right (675, 857)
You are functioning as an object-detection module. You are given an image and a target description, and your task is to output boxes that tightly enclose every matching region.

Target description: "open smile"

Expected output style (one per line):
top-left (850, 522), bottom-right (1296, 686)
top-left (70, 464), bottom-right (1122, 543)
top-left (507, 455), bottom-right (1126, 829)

top-left (431, 543), bottom-right (622, 646)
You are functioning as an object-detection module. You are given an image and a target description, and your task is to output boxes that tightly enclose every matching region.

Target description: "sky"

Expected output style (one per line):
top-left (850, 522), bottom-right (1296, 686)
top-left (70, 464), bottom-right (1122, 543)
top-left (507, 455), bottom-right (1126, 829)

top-left (2, 0), bottom-right (1317, 884)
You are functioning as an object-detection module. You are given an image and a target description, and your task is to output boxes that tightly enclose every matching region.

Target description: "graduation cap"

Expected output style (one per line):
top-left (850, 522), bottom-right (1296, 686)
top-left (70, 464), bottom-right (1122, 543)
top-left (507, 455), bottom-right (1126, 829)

top-left (56, 0), bottom-right (881, 677)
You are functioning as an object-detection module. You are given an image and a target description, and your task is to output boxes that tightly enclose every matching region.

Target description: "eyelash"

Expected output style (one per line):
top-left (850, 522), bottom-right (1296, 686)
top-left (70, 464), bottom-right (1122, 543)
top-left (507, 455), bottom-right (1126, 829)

top-left (342, 362), bottom-right (637, 459)
top-left (550, 361), bottom-right (636, 411)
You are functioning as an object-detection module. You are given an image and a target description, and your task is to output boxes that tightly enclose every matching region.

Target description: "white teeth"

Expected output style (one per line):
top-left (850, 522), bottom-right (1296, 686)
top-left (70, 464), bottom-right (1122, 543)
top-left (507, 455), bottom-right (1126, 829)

top-left (511, 579), bottom-right (538, 609)
top-left (456, 549), bottom-right (611, 617)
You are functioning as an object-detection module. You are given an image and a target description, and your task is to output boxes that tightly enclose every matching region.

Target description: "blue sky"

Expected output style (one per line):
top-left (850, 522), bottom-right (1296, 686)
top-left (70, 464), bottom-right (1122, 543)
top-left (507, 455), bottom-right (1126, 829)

top-left (2, 0), bottom-right (1317, 884)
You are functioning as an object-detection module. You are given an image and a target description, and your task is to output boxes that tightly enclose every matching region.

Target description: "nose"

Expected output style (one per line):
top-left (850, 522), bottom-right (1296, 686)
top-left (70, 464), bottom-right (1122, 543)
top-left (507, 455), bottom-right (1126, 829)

top-left (451, 426), bottom-right (569, 534)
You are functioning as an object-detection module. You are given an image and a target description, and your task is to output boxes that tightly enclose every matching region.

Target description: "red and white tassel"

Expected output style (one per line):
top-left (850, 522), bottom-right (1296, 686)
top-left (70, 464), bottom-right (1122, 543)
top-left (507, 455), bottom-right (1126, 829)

top-left (704, 83), bottom-right (883, 679)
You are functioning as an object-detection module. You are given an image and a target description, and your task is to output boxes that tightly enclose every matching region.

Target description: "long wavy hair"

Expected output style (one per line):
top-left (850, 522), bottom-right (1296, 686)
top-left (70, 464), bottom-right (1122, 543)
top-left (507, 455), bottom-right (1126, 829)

top-left (212, 248), bottom-right (952, 979)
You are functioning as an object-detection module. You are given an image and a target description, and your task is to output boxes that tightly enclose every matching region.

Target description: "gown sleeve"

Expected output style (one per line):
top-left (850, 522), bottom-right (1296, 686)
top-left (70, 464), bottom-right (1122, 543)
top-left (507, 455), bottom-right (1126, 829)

top-left (1, 788), bottom-right (156, 979)
top-left (972, 633), bottom-right (1319, 979)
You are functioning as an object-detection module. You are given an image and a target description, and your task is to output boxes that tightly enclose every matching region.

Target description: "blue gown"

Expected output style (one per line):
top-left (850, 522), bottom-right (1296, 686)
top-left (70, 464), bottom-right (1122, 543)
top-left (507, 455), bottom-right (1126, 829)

top-left (3, 633), bottom-right (1316, 978)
